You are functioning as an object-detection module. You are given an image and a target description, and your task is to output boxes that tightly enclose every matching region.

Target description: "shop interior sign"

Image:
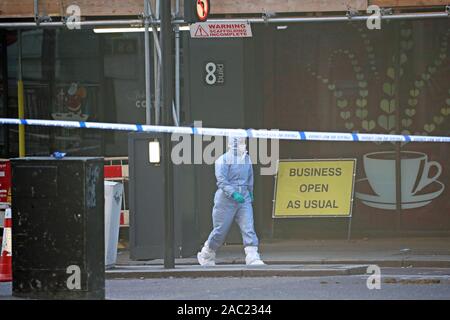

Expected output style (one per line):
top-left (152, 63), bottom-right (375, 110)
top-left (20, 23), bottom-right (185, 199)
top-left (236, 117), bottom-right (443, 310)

top-left (273, 159), bottom-right (356, 218)
top-left (0, 160), bottom-right (11, 208)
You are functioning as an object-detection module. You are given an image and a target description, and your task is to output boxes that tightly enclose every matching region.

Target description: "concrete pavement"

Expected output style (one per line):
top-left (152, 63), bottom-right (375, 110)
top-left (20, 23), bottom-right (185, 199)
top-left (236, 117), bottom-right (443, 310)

top-left (116, 237), bottom-right (450, 268)
top-left (108, 237), bottom-right (450, 279)
top-left (106, 264), bottom-right (369, 279)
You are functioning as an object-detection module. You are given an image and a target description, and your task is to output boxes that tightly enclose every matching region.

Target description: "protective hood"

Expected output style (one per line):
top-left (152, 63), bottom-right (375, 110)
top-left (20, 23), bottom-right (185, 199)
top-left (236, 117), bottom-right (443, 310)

top-left (227, 136), bottom-right (247, 159)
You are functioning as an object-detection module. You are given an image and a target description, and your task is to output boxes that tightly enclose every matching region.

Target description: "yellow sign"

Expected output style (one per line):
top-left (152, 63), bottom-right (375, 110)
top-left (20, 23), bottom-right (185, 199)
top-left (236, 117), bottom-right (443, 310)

top-left (273, 159), bottom-right (356, 218)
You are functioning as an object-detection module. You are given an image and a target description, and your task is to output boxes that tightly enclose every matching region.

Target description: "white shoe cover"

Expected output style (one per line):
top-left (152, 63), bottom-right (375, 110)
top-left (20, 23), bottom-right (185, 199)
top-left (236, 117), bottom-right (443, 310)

top-left (244, 246), bottom-right (265, 266)
top-left (197, 243), bottom-right (216, 266)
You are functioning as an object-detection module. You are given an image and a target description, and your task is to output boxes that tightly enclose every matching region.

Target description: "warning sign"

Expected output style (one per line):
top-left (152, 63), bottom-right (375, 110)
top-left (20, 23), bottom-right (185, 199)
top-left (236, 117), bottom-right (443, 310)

top-left (190, 22), bottom-right (253, 38)
top-left (195, 25), bottom-right (209, 37)
top-left (273, 159), bottom-right (356, 218)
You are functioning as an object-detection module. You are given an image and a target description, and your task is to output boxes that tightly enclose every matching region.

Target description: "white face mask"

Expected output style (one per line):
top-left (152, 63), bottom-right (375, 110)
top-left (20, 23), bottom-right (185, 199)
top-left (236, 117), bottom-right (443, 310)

top-left (228, 137), bottom-right (247, 159)
top-left (238, 143), bottom-right (247, 155)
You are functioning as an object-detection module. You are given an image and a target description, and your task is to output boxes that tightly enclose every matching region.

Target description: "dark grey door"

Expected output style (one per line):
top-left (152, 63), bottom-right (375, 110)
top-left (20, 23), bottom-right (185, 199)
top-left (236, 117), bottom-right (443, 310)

top-left (128, 132), bottom-right (199, 260)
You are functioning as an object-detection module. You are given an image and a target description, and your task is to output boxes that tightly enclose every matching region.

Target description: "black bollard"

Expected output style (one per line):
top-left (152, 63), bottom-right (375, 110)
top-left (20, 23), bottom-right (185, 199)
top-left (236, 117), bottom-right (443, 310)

top-left (11, 157), bottom-right (105, 300)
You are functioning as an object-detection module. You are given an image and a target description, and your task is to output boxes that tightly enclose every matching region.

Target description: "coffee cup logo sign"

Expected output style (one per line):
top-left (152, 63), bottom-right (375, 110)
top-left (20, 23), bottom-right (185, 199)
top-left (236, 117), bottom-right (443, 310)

top-left (355, 151), bottom-right (445, 210)
top-left (301, 23), bottom-right (449, 211)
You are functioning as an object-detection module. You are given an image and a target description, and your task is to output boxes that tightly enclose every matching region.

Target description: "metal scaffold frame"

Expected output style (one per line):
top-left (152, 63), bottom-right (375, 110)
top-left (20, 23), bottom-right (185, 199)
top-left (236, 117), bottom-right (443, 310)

top-left (0, 5), bottom-right (448, 144)
top-left (0, 10), bottom-right (449, 29)
top-left (1, 3), bottom-right (449, 267)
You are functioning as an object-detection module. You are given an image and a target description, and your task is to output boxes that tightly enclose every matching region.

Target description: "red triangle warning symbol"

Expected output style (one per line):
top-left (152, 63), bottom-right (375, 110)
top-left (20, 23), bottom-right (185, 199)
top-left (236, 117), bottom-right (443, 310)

top-left (194, 25), bottom-right (209, 37)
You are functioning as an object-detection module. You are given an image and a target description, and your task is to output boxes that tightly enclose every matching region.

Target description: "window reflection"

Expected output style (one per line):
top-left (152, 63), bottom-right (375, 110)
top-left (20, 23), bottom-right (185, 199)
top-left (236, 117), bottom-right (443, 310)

top-left (3, 29), bottom-right (149, 157)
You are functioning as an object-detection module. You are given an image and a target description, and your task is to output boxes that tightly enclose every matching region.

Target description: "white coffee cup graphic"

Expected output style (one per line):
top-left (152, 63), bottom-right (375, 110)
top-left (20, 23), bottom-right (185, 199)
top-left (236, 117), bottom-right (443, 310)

top-left (363, 151), bottom-right (442, 203)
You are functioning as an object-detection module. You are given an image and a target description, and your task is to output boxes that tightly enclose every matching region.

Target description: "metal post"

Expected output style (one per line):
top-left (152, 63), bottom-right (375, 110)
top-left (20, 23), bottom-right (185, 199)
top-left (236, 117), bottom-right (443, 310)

top-left (175, 0), bottom-right (180, 16)
top-left (175, 0), bottom-right (181, 126)
top-left (144, 0), bottom-right (152, 125)
top-left (161, 0), bottom-right (175, 269)
top-left (394, 27), bottom-right (403, 236)
top-left (395, 136), bottom-right (402, 235)
top-left (150, 18), bottom-right (162, 125)
top-left (347, 170), bottom-right (356, 241)
top-left (154, 47), bottom-right (160, 125)
top-left (155, 0), bottom-right (160, 20)
top-left (17, 30), bottom-right (25, 157)
top-left (33, 0), bottom-right (39, 21)
top-left (347, 216), bottom-right (353, 241)
top-left (175, 24), bottom-right (181, 126)
top-left (147, 0), bottom-right (162, 126)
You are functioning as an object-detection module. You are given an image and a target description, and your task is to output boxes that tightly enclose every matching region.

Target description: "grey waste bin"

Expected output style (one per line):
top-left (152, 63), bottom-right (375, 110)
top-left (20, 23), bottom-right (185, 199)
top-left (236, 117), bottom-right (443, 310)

top-left (104, 181), bottom-right (123, 268)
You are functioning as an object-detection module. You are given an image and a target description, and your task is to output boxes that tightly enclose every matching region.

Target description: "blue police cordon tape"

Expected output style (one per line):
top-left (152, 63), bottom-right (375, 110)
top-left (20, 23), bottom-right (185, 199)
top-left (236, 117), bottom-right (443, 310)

top-left (0, 118), bottom-right (449, 143)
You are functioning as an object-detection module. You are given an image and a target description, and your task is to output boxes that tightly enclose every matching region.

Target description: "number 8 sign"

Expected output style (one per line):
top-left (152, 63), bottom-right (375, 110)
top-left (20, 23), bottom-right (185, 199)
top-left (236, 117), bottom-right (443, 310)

top-left (205, 62), bottom-right (217, 85)
top-left (204, 62), bottom-right (225, 86)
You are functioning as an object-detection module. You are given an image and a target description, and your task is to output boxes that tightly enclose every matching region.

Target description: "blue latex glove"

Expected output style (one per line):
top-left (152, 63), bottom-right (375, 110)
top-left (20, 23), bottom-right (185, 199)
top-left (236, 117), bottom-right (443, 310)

top-left (250, 192), bottom-right (254, 202)
top-left (232, 192), bottom-right (245, 204)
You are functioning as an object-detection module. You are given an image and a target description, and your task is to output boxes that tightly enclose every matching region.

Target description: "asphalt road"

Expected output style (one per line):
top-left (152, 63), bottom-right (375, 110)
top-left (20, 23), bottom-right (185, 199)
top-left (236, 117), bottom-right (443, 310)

top-left (1, 268), bottom-right (450, 300)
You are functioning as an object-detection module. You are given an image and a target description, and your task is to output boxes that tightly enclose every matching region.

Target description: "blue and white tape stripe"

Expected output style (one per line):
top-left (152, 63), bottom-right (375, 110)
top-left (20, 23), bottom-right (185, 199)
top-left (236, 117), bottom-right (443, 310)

top-left (1, 118), bottom-right (449, 143)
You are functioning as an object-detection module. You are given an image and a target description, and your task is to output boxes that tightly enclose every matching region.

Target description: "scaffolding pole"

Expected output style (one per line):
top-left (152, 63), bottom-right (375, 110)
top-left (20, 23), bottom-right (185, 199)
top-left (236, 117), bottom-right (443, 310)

top-left (0, 11), bottom-right (449, 29)
top-left (144, 0), bottom-right (152, 125)
top-left (175, 0), bottom-right (181, 126)
top-left (17, 30), bottom-right (25, 157)
top-left (147, 0), bottom-right (162, 125)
